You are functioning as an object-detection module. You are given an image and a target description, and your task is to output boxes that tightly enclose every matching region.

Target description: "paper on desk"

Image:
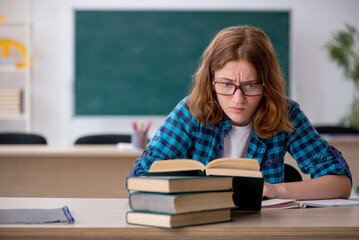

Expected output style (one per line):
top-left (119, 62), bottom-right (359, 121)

top-left (0, 206), bottom-right (74, 224)
top-left (262, 198), bottom-right (359, 210)
top-left (299, 199), bottom-right (359, 207)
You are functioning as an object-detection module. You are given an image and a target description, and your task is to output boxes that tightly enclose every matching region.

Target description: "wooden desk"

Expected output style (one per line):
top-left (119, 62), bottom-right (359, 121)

top-left (1, 135), bottom-right (358, 199)
top-left (0, 198), bottom-right (358, 240)
top-left (0, 146), bottom-right (141, 198)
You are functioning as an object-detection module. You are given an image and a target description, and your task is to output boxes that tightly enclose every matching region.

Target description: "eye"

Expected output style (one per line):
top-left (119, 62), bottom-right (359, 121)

top-left (246, 83), bottom-right (256, 88)
top-left (222, 82), bottom-right (233, 88)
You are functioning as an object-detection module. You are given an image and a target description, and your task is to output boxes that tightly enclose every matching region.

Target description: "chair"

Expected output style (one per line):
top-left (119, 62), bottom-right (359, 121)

top-left (74, 134), bottom-right (131, 145)
top-left (314, 125), bottom-right (359, 135)
top-left (284, 163), bottom-right (302, 182)
top-left (0, 132), bottom-right (47, 144)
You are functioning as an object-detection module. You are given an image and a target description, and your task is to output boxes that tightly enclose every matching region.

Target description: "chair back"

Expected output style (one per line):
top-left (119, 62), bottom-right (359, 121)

top-left (284, 163), bottom-right (302, 182)
top-left (315, 125), bottom-right (359, 135)
top-left (0, 132), bottom-right (47, 144)
top-left (74, 134), bottom-right (131, 145)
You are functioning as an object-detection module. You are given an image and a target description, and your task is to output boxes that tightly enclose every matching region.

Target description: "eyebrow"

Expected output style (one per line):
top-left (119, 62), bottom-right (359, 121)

top-left (216, 77), bottom-right (258, 83)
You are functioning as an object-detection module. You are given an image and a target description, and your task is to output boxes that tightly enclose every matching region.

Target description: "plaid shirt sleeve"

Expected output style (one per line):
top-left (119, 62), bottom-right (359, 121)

top-left (286, 100), bottom-right (351, 181)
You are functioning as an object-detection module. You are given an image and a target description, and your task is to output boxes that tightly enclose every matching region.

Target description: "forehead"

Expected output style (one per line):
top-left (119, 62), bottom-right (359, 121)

top-left (214, 60), bottom-right (257, 80)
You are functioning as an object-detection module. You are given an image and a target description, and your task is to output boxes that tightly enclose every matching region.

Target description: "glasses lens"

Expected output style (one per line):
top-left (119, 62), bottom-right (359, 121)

top-left (214, 82), bottom-right (235, 95)
top-left (242, 83), bottom-right (263, 96)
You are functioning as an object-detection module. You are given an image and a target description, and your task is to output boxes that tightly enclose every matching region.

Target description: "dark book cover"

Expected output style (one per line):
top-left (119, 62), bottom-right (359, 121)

top-left (232, 176), bottom-right (264, 211)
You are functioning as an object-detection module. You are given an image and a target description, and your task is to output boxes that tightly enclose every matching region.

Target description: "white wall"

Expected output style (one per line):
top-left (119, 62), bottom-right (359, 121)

top-left (1, 0), bottom-right (359, 146)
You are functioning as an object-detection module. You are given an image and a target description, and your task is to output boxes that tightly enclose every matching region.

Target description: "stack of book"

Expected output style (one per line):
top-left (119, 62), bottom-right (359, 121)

top-left (126, 158), bottom-right (264, 228)
top-left (0, 88), bottom-right (22, 116)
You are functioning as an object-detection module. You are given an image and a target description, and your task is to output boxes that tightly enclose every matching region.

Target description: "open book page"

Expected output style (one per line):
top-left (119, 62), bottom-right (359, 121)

top-left (148, 159), bottom-right (205, 173)
top-left (262, 198), bottom-right (359, 210)
top-left (299, 199), bottom-right (359, 207)
top-left (206, 158), bottom-right (260, 171)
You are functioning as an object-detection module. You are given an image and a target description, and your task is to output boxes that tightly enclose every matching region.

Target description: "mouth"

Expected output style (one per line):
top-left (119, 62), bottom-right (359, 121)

top-left (230, 107), bottom-right (246, 113)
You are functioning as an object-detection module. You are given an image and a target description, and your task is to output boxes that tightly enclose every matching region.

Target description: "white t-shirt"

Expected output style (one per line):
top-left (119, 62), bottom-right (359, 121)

top-left (223, 122), bottom-right (252, 158)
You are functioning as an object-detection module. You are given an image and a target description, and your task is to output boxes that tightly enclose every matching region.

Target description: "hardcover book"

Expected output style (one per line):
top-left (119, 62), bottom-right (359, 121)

top-left (129, 191), bottom-right (236, 214)
top-left (126, 209), bottom-right (231, 228)
top-left (127, 175), bottom-right (233, 193)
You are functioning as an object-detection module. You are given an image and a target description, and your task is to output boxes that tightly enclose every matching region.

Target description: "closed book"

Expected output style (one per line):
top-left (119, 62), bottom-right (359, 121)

top-left (0, 88), bottom-right (22, 96)
top-left (0, 206), bottom-right (74, 224)
top-left (0, 109), bottom-right (22, 116)
top-left (126, 209), bottom-right (231, 228)
top-left (127, 175), bottom-right (233, 193)
top-left (129, 191), bottom-right (235, 214)
top-left (127, 175), bottom-right (263, 211)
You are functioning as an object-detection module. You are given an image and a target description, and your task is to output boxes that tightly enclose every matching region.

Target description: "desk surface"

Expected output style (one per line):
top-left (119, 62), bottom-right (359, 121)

top-left (0, 198), bottom-right (358, 240)
top-left (0, 145), bottom-right (142, 157)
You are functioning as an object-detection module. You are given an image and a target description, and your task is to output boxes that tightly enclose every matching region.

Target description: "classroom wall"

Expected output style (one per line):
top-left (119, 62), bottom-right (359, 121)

top-left (1, 0), bottom-right (359, 146)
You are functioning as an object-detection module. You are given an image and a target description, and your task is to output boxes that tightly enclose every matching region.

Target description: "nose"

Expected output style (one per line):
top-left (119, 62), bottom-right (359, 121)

top-left (232, 87), bottom-right (246, 103)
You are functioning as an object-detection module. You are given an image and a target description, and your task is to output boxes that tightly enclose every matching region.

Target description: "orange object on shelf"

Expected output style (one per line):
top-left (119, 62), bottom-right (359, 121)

top-left (0, 39), bottom-right (28, 68)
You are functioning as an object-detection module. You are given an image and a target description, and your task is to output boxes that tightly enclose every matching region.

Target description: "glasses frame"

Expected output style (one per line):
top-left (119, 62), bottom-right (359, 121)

top-left (212, 81), bottom-right (264, 96)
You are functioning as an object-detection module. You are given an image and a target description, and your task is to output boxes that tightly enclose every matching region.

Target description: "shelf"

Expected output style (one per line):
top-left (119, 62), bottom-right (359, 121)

top-left (0, 114), bottom-right (25, 120)
top-left (0, 69), bottom-right (26, 73)
top-left (0, 0), bottom-right (33, 132)
top-left (0, 20), bottom-right (29, 27)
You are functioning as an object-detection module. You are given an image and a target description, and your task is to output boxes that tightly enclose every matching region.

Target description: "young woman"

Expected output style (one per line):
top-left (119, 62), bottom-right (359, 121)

top-left (129, 25), bottom-right (352, 200)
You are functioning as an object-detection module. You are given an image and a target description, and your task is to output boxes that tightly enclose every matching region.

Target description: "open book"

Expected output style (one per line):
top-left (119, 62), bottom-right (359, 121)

top-left (148, 158), bottom-right (262, 178)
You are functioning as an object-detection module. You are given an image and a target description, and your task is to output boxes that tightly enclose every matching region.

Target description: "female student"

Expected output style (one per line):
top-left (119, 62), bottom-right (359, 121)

top-left (129, 25), bottom-right (352, 200)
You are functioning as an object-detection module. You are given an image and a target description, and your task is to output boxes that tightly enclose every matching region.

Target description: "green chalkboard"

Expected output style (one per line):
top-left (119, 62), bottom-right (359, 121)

top-left (75, 10), bottom-right (289, 115)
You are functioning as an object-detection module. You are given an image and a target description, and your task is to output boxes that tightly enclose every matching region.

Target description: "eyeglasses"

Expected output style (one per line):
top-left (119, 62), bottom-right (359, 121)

top-left (212, 81), bottom-right (264, 96)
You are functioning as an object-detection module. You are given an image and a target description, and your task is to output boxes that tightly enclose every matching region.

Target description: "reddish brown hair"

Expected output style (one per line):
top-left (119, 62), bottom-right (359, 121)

top-left (187, 25), bottom-right (293, 138)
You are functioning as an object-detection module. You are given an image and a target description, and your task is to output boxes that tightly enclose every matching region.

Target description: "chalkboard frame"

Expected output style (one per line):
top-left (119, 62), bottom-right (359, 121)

top-left (75, 10), bottom-right (290, 116)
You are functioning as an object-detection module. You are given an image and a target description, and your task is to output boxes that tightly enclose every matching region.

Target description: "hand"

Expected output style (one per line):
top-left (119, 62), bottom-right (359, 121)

top-left (262, 182), bottom-right (282, 199)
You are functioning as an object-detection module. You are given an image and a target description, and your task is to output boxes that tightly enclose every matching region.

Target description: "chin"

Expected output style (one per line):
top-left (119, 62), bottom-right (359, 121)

top-left (230, 119), bottom-right (250, 126)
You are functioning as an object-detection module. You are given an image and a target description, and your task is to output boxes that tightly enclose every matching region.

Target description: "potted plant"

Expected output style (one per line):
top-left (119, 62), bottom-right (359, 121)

top-left (325, 24), bottom-right (359, 130)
